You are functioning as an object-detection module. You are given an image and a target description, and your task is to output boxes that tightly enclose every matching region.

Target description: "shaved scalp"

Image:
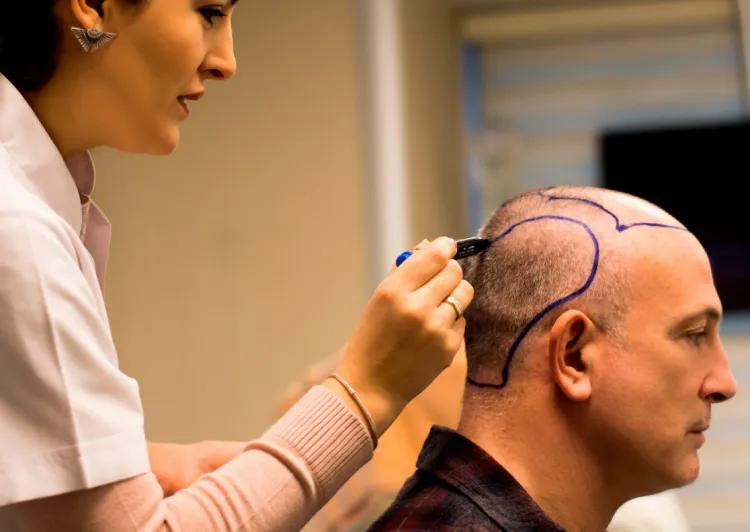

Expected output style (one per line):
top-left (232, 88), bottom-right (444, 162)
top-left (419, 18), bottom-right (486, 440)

top-left (462, 186), bottom-right (685, 390)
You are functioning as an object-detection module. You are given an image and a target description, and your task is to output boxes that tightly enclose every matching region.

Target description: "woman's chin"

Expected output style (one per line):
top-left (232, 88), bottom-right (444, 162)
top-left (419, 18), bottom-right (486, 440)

top-left (146, 125), bottom-right (181, 155)
top-left (115, 124), bottom-right (181, 156)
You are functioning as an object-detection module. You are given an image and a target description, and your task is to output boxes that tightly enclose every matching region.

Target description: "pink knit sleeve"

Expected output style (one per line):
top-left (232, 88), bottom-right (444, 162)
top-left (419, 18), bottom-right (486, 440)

top-left (0, 386), bottom-right (373, 532)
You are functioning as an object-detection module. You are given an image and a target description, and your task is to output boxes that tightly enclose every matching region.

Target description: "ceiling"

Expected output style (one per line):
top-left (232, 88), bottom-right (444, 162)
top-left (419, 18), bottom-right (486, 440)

top-left (450, 0), bottom-right (683, 8)
top-left (452, 0), bottom-right (735, 43)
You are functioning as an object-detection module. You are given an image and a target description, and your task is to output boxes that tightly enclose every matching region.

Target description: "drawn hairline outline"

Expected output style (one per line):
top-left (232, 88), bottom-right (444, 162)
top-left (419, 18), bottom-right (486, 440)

top-left (466, 192), bottom-right (687, 389)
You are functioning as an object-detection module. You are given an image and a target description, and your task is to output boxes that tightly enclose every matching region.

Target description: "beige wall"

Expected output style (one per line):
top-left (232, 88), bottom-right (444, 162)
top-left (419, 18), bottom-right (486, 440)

top-left (400, 0), bottom-right (466, 242)
top-left (93, 0), bottom-right (467, 444)
top-left (93, 0), bottom-right (370, 443)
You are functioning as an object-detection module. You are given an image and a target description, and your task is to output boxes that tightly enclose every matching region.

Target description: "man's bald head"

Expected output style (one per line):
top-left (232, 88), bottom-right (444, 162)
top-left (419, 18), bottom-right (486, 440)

top-left (458, 185), bottom-right (736, 507)
top-left (461, 185), bottom-right (684, 390)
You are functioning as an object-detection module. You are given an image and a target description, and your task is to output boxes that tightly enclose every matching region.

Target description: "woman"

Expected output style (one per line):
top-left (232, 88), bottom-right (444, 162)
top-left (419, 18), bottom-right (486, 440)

top-left (0, 1), bottom-right (474, 530)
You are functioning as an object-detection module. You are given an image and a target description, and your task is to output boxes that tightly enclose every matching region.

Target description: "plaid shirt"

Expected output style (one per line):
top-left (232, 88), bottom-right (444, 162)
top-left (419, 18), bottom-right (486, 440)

top-left (366, 426), bottom-right (565, 532)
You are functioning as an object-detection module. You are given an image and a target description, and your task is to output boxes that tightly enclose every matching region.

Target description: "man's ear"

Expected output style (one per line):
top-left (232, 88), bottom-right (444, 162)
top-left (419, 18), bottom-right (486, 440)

top-left (548, 309), bottom-right (598, 402)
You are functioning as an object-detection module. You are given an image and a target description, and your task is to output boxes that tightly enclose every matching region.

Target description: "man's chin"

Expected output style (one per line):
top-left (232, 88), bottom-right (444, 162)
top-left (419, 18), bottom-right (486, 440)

top-left (641, 453), bottom-right (701, 495)
top-left (671, 453), bottom-right (701, 488)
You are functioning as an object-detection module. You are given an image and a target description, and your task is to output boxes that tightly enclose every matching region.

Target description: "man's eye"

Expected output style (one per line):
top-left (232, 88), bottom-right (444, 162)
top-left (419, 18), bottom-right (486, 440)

top-left (686, 330), bottom-right (708, 345)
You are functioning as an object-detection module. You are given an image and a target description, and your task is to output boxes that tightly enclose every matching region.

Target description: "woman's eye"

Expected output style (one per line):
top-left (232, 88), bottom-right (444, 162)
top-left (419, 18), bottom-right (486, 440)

top-left (199, 7), bottom-right (227, 26)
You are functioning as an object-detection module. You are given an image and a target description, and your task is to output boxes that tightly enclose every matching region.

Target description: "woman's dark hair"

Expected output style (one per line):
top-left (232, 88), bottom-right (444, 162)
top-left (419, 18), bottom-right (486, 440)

top-left (0, 2), bottom-right (61, 91)
top-left (0, 1), bottom-right (142, 92)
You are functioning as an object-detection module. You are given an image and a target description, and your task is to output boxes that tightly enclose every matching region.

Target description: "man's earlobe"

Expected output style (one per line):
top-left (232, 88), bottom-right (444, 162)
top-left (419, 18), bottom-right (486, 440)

top-left (549, 310), bottom-right (597, 402)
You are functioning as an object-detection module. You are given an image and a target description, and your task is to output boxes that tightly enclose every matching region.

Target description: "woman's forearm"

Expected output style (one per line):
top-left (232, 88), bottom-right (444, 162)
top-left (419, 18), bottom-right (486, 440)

top-left (0, 386), bottom-right (373, 532)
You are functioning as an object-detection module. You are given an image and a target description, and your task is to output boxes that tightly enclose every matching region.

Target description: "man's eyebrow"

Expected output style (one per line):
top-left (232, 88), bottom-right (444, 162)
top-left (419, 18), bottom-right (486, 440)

top-left (670, 307), bottom-right (723, 334)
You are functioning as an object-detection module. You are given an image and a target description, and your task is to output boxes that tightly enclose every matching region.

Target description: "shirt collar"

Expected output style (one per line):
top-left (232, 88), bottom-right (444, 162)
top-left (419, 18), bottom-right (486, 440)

top-left (0, 74), bottom-right (96, 236)
top-left (416, 426), bottom-right (564, 531)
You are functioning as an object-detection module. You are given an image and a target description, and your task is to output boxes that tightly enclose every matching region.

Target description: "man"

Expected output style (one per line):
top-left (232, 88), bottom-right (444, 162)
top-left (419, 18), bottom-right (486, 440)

top-left (280, 348), bottom-right (692, 532)
top-left (368, 186), bottom-right (737, 531)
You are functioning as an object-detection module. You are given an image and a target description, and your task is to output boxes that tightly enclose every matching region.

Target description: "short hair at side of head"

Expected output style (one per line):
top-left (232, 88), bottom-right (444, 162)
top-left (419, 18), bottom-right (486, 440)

top-left (462, 186), bottom-right (636, 389)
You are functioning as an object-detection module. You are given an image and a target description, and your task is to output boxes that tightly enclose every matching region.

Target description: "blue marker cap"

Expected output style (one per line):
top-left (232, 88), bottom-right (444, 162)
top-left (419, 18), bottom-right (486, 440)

top-left (395, 251), bottom-right (413, 267)
top-left (394, 237), bottom-right (491, 267)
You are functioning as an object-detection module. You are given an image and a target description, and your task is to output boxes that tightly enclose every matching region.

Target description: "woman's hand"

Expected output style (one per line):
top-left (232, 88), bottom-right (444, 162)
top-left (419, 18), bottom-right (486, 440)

top-left (148, 441), bottom-right (246, 496)
top-left (326, 237), bottom-right (474, 437)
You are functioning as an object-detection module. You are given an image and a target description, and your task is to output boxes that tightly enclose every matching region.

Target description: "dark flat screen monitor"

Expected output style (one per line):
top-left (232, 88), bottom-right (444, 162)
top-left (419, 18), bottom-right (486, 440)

top-left (600, 119), bottom-right (750, 313)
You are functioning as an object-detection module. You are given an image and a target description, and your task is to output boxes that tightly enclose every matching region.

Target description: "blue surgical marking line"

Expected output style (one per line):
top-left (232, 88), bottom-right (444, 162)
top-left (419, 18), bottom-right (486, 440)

top-left (543, 194), bottom-right (689, 233)
top-left (467, 215), bottom-right (600, 390)
top-left (467, 193), bottom-right (687, 390)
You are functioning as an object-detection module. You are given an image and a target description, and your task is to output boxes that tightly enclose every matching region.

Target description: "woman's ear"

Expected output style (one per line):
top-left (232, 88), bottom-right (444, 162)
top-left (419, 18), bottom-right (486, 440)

top-left (68, 0), bottom-right (105, 29)
top-left (548, 309), bottom-right (599, 402)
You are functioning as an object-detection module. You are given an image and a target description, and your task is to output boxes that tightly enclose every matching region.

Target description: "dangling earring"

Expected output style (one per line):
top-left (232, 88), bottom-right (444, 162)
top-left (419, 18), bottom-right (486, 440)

top-left (70, 27), bottom-right (118, 53)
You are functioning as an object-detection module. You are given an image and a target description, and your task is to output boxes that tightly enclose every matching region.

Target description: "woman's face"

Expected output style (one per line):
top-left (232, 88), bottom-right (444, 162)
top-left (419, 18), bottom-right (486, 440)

top-left (72, 0), bottom-right (237, 154)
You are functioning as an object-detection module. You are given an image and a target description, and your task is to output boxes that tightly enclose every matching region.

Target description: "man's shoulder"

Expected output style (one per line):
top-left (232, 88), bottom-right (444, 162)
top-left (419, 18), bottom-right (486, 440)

top-left (367, 471), bottom-right (500, 532)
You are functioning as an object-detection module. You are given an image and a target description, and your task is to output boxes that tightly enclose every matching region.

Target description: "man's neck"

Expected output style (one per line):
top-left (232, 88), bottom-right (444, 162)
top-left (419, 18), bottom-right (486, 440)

top-left (373, 359), bottom-right (466, 492)
top-left (458, 404), bottom-right (621, 532)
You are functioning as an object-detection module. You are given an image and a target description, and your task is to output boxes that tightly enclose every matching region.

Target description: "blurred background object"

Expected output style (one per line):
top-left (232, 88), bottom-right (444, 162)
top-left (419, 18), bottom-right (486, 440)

top-left (92, 1), bottom-right (749, 530)
top-left (277, 348), bottom-right (468, 532)
top-left (608, 491), bottom-right (693, 532)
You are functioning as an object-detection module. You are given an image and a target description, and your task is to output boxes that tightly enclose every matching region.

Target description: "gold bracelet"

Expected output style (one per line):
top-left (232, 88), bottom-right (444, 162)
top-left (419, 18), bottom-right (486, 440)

top-left (328, 373), bottom-right (379, 449)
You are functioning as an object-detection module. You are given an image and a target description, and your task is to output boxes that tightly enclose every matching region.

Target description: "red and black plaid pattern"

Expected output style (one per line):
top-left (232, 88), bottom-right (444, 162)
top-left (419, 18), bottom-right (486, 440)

top-left (366, 426), bottom-right (564, 532)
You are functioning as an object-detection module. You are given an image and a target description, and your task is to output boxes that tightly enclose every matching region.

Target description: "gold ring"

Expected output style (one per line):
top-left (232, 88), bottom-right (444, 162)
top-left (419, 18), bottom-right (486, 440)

top-left (443, 295), bottom-right (464, 319)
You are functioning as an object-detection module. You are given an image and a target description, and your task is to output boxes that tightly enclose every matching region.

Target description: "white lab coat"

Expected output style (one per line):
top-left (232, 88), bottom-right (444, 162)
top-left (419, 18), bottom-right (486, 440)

top-left (0, 74), bottom-right (149, 507)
